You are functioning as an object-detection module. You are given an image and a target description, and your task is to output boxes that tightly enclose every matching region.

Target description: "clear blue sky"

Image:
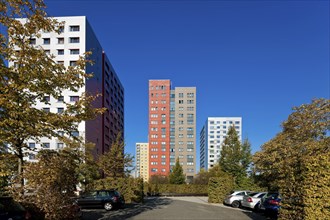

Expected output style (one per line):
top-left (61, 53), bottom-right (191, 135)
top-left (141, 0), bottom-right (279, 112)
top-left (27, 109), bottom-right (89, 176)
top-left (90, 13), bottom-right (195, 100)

top-left (45, 0), bottom-right (329, 171)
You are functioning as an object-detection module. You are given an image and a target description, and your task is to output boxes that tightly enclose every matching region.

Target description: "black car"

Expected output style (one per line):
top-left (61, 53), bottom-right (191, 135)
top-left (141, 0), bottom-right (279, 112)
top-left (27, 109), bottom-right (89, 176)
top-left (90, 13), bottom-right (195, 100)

top-left (0, 197), bottom-right (31, 220)
top-left (76, 189), bottom-right (125, 211)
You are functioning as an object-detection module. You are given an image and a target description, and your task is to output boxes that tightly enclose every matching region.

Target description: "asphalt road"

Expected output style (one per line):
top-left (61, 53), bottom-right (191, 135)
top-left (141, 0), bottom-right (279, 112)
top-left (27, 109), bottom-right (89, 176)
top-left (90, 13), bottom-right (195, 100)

top-left (81, 197), bottom-right (268, 220)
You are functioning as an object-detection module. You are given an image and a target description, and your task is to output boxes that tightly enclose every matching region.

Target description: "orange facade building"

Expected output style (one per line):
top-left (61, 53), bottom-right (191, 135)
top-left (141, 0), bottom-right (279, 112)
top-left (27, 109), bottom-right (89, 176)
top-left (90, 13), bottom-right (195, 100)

top-left (148, 80), bottom-right (171, 176)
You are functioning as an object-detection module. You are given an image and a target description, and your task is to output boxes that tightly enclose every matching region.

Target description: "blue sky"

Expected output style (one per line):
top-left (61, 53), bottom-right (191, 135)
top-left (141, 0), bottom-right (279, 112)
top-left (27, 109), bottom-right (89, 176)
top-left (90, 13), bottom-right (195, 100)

top-left (45, 0), bottom-right (329, 171)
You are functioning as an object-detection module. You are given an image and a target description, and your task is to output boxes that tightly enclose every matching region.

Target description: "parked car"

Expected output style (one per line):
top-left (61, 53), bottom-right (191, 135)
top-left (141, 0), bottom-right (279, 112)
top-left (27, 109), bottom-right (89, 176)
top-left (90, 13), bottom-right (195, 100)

top-left (75, 189), bottom-right (125, 211)
top-left (262, 193), bottom-right (281, 217)
top-left (241, 192), bottom-right (267, 211)
top-left (223, 190), bottom-right (252, 208)
top-left (0, 196), bottom-right (32, 220)
top-left (258, 192), bottom-right (280, 212)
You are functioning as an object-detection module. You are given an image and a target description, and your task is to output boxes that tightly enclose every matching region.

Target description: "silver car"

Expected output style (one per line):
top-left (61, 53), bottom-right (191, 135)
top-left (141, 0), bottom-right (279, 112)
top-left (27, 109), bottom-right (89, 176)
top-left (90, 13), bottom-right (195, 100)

top-left (223, 190), bottom-right (252, 208)
top-left (241, 192), bottom-right (267, 210)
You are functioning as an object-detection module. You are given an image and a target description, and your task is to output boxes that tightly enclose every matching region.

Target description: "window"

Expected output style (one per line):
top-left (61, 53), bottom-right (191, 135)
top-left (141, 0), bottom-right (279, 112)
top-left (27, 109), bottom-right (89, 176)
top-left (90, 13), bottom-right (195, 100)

top-left (70, 61), bottom-right (77, 66)
top-left (58, 26), bottom-right (64, 33)
top-left (151, 168), bottom-right (158, 172)
top-left (187, 100), bottom-right (194, 104)
top-left (57, 38), bottom-right (64, 44)
top-left (43, 108), bottom-right (50, 113)
top-left (28, 143), bottom-right (35, 148)
top-left (43, 96), bottom-right (50, 102)
top-left (29, 38), bottom-right (36, 45)
top-left (44, 50), bottom-right (50, 55)
top-left (70, 96), bottom-right (79, 102)
top-left (70, 25), bottom-right (80, 32)
top-left (70, 49), bottom-right (79, 55)
top-left (57, 143), bottom-right (64, 149)
top-left (42, 143), bottom-right (50, 148)
top-left (179, 114), bottom-right (184, 118)
top-left (69, 37), bottom-right (80, 43)
top-left (235, 121), bottom-right (240, 124)
top-left (58, 96), bottom-right (64, 102)
top-left (178, 100), bottom-right (184, 104)
top-left (57, 61), bottom-right (64, 65)
top-left (178, 93), bottom-right (183, 98)
top-left (57, 108), bottom-right (64, 113)
top-left (29, 154), bottom-right (36, 160)
top-left (187, 93), bottom-right (194, 98)
top-left (57, 49), bottom-right (64, 55)
top-left (71, 131), bottom-right (79, 137)
top-left (43, 38), bottom-right (50, 45)
top-left (58, 131), bottom-right (64, 136)
top-left (161, 168), bottom-right (166, 172)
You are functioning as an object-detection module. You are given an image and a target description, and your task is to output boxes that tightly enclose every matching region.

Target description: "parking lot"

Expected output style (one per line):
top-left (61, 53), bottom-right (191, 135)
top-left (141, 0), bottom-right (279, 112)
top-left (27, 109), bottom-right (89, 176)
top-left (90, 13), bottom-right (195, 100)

top-left (81, 197), bottom-right (269, 220)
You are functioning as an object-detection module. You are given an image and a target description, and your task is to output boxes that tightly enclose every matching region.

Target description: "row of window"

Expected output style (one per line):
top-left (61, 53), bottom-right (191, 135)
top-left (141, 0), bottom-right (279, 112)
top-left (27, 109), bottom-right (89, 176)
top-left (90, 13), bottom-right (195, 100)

top-left (178, 100), bottom-right (194, 104)
top-left (209, 121), bottom-right (240, 125)
top-left (178, 92), bottom-right (195, 98)
top-left (43, 95), bottom-right (79, 103)
top-left (30, 37), bottom-right (80, 45)
top-left (150, 85), bottom-right (167, 90)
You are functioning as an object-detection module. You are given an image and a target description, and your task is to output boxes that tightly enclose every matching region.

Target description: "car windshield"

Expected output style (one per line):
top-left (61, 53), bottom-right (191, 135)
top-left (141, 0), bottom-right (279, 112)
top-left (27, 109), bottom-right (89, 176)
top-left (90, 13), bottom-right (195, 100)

top-left (248, 192), bottom-right (258, 197)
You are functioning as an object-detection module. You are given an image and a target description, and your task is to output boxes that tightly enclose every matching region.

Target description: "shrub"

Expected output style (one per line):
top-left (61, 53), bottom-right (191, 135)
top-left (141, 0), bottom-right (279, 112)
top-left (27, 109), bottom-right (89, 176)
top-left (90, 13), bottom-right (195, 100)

top-left (208, 175), bottom-right (234, 203)
top-left (91, 177), bottom-right (144, 203)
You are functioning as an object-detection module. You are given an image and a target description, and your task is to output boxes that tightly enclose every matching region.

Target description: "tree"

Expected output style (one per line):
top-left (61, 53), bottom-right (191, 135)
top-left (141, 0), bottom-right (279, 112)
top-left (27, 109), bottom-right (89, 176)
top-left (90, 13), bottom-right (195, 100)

top-left (253, 99), bottom-right (330, 219)
top-left (97, 133), bottom-right (134, 179)
top-left (169, 158), bottom-right (185, 184)
top-left (0, 0), bottom-right (103, 188)
top-left (192, 165), bottom-right (224, 185)
top-left (219, 126), bottom-right (252, 187)
top-left (23, 146), bottom-right (81, 219)
top-left (0, 152), bottom-right (17, 195)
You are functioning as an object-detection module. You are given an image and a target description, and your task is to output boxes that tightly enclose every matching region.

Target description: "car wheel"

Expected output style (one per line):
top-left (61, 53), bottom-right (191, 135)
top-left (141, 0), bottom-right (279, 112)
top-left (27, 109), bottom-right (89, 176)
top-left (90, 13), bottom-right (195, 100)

top-left (232, 200), bottom-right (240, 208)
top-left (104, 202), bottom-right (113, 211)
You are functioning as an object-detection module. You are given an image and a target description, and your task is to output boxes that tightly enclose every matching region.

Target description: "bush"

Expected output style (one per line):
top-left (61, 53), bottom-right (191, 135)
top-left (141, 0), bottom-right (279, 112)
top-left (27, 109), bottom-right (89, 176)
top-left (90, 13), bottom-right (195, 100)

top-left (208, 175), bottom-right (234, 203)
top-left (91, 177), bottom-right (144, 203)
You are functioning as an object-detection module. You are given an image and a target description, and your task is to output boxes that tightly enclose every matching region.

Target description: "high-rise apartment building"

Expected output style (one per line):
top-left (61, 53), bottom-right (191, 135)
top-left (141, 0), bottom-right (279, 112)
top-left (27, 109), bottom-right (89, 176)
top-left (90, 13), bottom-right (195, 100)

top-left (148, 80), bottom-right (196, 182)
top-left (135, 143), bottom-right (149, 182)
top-left (11, 16), bottom-right (124, 160)
top-left (200, 117), bottom-right (242, 171)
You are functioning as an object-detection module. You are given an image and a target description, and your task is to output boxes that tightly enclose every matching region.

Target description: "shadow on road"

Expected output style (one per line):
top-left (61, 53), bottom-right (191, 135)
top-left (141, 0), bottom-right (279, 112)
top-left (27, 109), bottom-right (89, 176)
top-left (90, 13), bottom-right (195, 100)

top-left (81, 197), bottom-right (172, 220)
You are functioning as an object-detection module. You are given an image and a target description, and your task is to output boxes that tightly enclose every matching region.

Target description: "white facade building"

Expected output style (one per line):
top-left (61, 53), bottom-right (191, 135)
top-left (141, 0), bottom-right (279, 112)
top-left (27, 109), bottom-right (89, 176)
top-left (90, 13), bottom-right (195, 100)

top-left (11, 16), bottom-right (124, 161)
top-left (200, 117), bottom-right (242, 171)
top-left (135, 143), bottom-right (149, 182)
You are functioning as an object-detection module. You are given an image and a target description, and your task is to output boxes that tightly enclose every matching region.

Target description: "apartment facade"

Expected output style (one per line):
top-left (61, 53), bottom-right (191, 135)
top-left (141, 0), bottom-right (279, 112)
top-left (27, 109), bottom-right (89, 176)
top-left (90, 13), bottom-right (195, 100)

top-left (148, 80), bottom-right (196, 182)
top-left (135, 143), bottom-right (149, 182)
top-left (12, 16), bottom-right (124, 160)
top-left (200, 117), bottom-right (242, 171)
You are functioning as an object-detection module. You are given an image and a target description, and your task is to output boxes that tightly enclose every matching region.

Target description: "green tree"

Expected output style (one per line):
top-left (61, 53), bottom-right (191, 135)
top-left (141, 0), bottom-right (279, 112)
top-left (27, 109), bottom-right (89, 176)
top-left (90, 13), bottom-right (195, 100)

top-left (0, 0), bottom-right (103, 188)
top-left (253, 99), bottom-right (330, 219)
top-left (97, 133), bottom-right (134, 179)
top-left (219, 126), bottom-right (252, 187)
top-left (169, 158), bottom-right (185, 184)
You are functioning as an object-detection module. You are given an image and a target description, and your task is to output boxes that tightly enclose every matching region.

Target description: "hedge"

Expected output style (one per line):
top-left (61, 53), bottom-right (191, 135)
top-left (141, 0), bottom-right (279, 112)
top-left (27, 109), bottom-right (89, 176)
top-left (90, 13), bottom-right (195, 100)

top-left (144, 183), bottom-right (208, 196)
top-left (208, 175), bottom-right (234, 203)
top-left (91, 177), bottom-right (144, 203)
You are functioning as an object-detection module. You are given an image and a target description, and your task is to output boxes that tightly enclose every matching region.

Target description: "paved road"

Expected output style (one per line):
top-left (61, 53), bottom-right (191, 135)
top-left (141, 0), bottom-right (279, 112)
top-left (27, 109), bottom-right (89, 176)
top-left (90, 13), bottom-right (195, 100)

top-left (81, 197), bottom-right (267, 220)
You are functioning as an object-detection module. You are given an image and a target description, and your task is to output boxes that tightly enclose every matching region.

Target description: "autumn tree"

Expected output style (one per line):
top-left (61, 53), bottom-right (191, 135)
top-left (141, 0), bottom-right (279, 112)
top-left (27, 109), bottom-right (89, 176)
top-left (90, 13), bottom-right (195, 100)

top-left (97, 133), bottom-right (134, 179)
top-left (253, 98), bottom-right (330, 219)
top-left (169, 158), bottom-right (185, 184)
top-left (219, 126), bottom-right (252, 187)
top-left (24, 146), bottom-right (82, 219)
top-left (0, 0), bottom-right (103, 188)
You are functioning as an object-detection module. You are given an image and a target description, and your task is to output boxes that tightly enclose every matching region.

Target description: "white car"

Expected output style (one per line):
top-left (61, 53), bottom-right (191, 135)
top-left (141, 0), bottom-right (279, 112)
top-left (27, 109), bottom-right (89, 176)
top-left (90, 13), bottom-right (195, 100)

top-left (241, 192), bottom-right (267, 210)
top-left (223, 190), bottom-right (252, 208)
